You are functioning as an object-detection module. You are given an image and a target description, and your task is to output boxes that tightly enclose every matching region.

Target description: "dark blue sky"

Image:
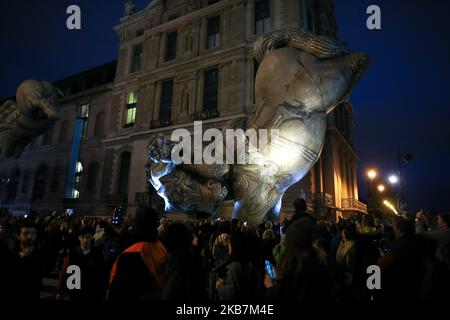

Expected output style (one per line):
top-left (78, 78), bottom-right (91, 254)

top-left (1, 0), bottom-right (449, 212)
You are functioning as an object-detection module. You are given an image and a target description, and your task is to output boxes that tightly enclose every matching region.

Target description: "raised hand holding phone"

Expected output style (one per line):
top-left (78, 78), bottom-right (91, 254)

top-left (265, 260), bottom-right (277, 280)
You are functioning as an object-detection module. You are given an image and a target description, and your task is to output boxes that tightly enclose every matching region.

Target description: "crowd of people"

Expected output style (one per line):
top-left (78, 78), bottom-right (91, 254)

top-left (0, 199), bottom-right (449, 301)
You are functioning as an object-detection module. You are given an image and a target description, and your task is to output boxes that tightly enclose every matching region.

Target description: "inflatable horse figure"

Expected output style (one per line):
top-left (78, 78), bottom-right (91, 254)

top-left (147, 29), bottom-right (369, 225)
top-left (0, 80), bottom-right (62, 157)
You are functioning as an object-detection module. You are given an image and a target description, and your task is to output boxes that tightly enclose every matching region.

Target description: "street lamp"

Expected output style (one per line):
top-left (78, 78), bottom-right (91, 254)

top-left (377, 184), bottom-right (385, 193)
top-left (366, 169), bottom-right (378, 213)
top-left (383, 200), bottom-right (398, 215)
top-left (388, 174), bottom-right (401, 211)
top-left (367, 169), bottom-right (377, 180)
top-left (388, 175), bottom-right (399, 184)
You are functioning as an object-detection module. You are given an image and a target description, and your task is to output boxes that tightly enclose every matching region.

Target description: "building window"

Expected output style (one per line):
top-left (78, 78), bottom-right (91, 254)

top-left (32, 165), bottom-right (47, 200)
top-left (124, 91), bottom-right (137, 128)
top-left (59, 120), bottom-right (69, 143)
top-left (28, 139), bottom-right (35, 150)
top-left (117, 152), bottom-right (131, 195)
top-left (165, 32), bottom-right (177, 61)
top-left (253, 59), bottom-right (260, 103)
top-left (86, 162), bottom-right (99, 192)
top-left (21, 170), bottom-right (30, 194)
top-left (42, 123), bottom-right (54, 145)
top-left (207, 16), bottom-right (220, 49)
top-left (203, 68), bottom-right (219, 112)
top-left (307, 10), bottom-right (314, 33)
top-left (160, 80), bottom-right (173, 122)
top-left (50, 166), bottom-right (62, 193)
top-left (0, 172), bottom-right (6, 199)
top-left (208, 0), bottom-right (220, 5)
top-left (78, 104), bottom-right (90, 138)
top-left (94, 112), bottom-right (105, 137)
top-left (70, 161), bottom-right (83, 199)
top-left (255, 0), bottom-right (270, 34)
top-left (135, 29), bottom-right (144, 37)
top-left (130, 44), bottom-right (143, 73)
top-left (6, 167), bottom-right (20, 201)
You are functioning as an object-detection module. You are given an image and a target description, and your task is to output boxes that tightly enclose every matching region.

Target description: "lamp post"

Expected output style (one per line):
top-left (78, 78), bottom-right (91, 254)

top-left (397, 146), bottom-right (413, 212)
top-left (388, 174), bottom-right (400, 211)
top-left (388, 175), bottom-right (399, 184)
top-left (383, 199), bottom-right (398, 215)
top-left (367, 169), bottom-right (377, 213)
top-left (367, 169), bottom-right (377, 181)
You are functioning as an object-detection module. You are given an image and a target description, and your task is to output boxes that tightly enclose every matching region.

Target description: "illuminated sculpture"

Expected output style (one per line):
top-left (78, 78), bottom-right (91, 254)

top-left (147, 29), bottom-right (368, 225)
top-left (0, 80), bottom-right (62, 157)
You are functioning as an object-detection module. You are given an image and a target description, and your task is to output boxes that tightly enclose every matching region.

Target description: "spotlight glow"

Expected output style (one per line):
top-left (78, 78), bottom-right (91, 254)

top-left (388, 175), bottom-right (399, 184)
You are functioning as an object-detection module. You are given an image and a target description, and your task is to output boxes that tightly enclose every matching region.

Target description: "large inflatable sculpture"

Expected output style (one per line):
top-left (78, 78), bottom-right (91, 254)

top-left (147, 29), bottom-right (369, 225)
top-left (0, 80), bottom-right (62, 157)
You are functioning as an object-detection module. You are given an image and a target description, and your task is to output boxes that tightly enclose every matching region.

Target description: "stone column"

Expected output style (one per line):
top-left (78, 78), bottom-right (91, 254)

top-left (198, 18), bottom-right (207, 54)
top-left (158, 33), bottom-right (166, 67)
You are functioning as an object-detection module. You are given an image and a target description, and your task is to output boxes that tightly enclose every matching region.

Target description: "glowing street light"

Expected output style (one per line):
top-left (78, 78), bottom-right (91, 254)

top-left (377, 184), bottom-right (385, 193)
top-left (367, 169), bottom-right (377, 180)
top-left (383, 200), bottom-right (398, 215)
top-left (388, 175), bottom-right (399, 184)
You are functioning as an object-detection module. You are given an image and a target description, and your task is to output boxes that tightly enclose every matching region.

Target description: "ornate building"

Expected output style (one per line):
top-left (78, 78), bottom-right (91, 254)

top-left (0, 0), bottom-right (366, 220)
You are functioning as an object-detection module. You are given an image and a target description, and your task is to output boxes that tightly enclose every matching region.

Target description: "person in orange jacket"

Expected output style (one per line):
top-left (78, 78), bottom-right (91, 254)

top-left (107, 206), bottom-right (167, 300)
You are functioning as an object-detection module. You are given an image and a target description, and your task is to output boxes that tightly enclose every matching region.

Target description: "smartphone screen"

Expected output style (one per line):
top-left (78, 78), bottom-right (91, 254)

top-left (265, 260), bottom-right (276, 279)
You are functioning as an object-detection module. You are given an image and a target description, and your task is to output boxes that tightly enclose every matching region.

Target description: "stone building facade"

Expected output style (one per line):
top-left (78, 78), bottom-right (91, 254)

top-left (0, 0), bottom-right (366, 220)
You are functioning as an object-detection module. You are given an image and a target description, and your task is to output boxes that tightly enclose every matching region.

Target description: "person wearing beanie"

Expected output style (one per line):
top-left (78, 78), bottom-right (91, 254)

top-left (56, 227), bottom-right (107, 300)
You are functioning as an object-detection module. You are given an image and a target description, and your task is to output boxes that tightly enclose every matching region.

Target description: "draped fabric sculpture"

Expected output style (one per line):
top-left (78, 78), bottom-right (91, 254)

top-left (0, 80), bottom-right (62, 157)
top-left (147, 29), bottom-right (369, 225)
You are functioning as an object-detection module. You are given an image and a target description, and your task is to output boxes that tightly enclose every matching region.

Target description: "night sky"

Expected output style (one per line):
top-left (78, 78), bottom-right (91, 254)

top-left (1, 0), bottom-right (449, 213)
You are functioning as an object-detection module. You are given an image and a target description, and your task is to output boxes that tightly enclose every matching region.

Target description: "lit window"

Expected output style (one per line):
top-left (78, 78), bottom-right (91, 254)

top-left (78, 104), bottom-right (90, 138)
top-left (72, 161), bottom-right (83, 199)
top-left (124, 91), bottom-right (137, 128)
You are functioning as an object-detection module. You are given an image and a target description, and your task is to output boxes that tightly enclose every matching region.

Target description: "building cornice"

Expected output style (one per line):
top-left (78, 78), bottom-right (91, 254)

top-left (58, 84), bottom-right (113, 104)
top-left (112, 44), bottom-right (250, 89)
top-left (115, 0), bottom-right (236, 40)
top-left (102, 111), bottom-right (245, 144)
top-left (326, 126), bottom-right (358, 160)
